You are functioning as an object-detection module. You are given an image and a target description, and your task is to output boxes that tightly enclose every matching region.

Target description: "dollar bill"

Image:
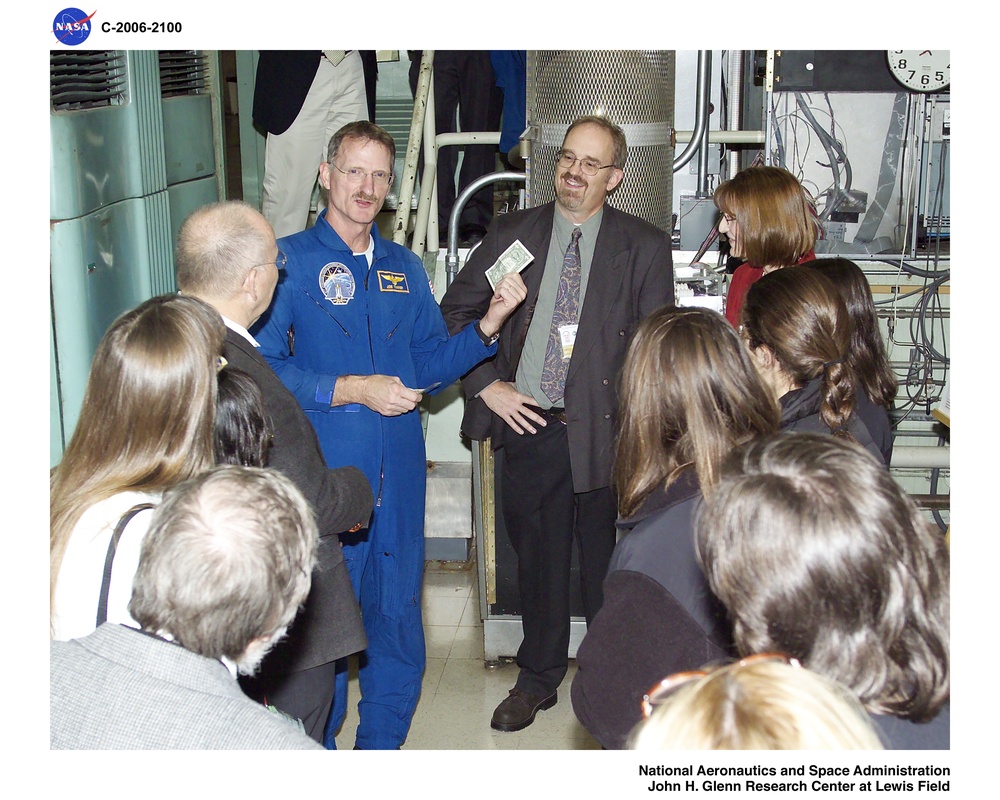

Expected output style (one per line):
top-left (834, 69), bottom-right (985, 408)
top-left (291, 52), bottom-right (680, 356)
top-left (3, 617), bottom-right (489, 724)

top-left (486, 239), bottom-right (534, 290)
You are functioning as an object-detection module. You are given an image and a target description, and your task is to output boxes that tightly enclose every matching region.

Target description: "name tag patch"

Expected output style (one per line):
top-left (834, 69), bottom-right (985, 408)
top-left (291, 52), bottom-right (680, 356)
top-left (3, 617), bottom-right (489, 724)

top-left (377, 271), bottom-right (409, 293)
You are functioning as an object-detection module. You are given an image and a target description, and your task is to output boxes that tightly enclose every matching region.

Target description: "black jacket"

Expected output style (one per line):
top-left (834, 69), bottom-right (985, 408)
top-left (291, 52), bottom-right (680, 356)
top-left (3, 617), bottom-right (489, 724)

top-left (570, 469), bottom-right (732, 749)
top-left (253, 51), bottom-right (378, 135)
top-left (225, 329), bottom-right (369, 672)
top-left (872, 705), bottom-right (950, 750)
top-left (854, 389), bottom-right (894, 465)
top-left (780, 377), bottom-right (886, 464)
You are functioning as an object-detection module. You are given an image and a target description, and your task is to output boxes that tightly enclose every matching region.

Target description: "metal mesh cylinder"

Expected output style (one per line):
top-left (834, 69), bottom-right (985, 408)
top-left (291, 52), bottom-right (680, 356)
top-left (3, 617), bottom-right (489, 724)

top-left (525, 50), bottom-right (675, 232)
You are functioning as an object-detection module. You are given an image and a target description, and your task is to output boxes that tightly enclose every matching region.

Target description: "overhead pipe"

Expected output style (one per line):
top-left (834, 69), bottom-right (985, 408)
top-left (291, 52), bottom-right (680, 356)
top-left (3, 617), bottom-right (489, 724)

top-left (672, 50), bottom-right (711, 174)
top-left (675, 130), bottom-right (764, 144)
top-left (889, 446), bottom-right (950, 470)
top-left (696, 51), bottom-right (713, 197)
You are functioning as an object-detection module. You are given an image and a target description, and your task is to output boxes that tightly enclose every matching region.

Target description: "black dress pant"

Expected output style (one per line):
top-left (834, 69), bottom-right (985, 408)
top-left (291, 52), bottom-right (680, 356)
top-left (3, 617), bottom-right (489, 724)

top-left (240, 659), bottom-right (337, 745)
top-left (500, 418), bottom-right (617, 698)
top-left (408, 50), bottom-right (502, 233)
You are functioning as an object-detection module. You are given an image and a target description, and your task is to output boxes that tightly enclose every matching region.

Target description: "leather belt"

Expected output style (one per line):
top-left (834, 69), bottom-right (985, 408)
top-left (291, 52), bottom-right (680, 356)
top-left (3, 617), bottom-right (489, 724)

top-left (537, 406), bottom-right (567, 424)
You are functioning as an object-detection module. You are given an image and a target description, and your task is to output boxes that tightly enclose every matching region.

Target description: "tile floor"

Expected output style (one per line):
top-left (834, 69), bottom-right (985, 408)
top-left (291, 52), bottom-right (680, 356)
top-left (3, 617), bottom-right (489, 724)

top-left (333, 557), bottom-right (601, 750)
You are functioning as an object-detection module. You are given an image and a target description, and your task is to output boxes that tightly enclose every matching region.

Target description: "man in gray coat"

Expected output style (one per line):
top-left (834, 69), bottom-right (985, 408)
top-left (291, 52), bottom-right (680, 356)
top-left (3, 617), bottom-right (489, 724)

top-left (50, 466), bottom-right (324, 749)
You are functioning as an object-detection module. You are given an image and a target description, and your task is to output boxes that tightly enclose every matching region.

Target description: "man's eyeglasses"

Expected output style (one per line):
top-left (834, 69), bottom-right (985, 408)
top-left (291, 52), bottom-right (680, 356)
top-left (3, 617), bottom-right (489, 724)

top-left (252, 250), bottom-right (287, 270)
top-left (641, 653), bottom-right (802, 719)
top-left (331, 164), bottom-right (393, 186)
top-left (556, 149), bottom-right (616, 177)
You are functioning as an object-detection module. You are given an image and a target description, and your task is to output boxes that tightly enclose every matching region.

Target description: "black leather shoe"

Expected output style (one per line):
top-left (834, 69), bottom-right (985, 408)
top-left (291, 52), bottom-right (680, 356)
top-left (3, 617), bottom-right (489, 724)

top-left (490, 687), bottom-right (557, 732)
top-left (458, 223), bottom-right (488, 248)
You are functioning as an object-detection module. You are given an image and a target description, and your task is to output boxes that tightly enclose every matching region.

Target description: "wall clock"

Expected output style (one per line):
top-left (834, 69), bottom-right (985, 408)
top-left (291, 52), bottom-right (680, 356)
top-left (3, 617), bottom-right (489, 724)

top-left (887, 50), bottom-right (950, 92)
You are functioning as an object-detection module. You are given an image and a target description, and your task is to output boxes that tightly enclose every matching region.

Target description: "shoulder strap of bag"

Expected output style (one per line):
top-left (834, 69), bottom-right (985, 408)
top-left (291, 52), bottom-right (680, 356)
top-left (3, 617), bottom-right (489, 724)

top-left (96, 503), bottom-right (155, 627)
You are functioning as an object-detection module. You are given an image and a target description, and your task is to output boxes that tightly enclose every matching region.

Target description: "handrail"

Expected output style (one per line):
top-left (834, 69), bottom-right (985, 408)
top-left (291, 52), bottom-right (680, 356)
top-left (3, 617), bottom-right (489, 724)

top-left (392, 50), bottom-right (433, 247)
top-left (410, 70), bottom-right (437, 259)
top-left (422, 131), bottom-right (503, 256)
top-left (445, 171), bottom-right (526, 288)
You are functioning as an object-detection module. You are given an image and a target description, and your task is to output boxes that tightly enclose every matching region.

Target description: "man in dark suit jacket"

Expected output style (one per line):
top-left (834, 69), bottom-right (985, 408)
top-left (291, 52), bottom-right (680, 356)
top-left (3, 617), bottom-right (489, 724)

top-left (440, 115), bottom-right (675, 732)
top-left (176, 200), bottom-right (372, 744)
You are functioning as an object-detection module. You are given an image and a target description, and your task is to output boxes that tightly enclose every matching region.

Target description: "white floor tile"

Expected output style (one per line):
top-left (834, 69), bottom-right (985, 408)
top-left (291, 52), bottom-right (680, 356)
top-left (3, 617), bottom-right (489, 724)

top-left (421, 593), bottom-right (470, 628)
top-left (332, 559), bottom-right (599, 750)
top-left (423, 624), bottom-right (457, 659)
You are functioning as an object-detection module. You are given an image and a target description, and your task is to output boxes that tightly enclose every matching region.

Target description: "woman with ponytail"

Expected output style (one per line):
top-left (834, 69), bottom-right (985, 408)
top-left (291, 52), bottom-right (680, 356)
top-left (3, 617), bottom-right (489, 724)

top-left (807, 257), bottom-right (897, 464)
top-left (739, 266), bottom-right (885, 464)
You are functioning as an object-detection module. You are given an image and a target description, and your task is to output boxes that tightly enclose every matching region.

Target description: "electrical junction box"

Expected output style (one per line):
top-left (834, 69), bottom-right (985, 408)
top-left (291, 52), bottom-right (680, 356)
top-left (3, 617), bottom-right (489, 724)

top-left (678, 194), bottom-right (719, 251)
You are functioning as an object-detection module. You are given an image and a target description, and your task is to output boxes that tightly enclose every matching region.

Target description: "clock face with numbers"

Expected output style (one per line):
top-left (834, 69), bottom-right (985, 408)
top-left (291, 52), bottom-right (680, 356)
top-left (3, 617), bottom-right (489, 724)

top-left (887, 50), bottom-right (950, 92)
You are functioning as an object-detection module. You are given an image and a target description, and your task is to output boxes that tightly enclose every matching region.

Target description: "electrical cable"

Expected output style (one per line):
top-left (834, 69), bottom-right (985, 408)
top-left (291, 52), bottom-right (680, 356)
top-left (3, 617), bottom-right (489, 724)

top-left (918, 274), bottom-right (950, 365)
top-left (793, 92), bottom-right (851, 219)
top-left (928, 431), bottom-right (950, 533)
top-left (770, 95), bottom-right (785, 165)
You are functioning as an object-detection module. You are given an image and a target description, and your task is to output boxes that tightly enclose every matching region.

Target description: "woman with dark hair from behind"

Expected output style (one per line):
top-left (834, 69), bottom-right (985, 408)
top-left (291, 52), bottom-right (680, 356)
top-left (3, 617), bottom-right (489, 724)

top-left (807, 257), bottom-right (898, 464)
top-left (570, 306), bottom-right (780, 749)
top-left (714, 165), bottom-right (819, 327)
top-left (695, 432), bottom-right (949, 749)
top-left (50, 294), bottom-right (226, 640)
top-left (740, 265), bottom-right (884, 463)
top-left (215, 366), bottom-right (272, 468)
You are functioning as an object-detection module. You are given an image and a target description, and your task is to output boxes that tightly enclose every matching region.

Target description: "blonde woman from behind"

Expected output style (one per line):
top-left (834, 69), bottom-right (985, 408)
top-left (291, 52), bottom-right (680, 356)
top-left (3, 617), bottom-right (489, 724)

top-left (630, 656), bottom-right (884, 750)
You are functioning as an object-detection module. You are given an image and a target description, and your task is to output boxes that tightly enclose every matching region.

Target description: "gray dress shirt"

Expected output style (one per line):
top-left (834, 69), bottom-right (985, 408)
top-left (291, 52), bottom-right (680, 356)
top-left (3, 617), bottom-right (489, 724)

top-left (516, 207), bottom-right (603, 408)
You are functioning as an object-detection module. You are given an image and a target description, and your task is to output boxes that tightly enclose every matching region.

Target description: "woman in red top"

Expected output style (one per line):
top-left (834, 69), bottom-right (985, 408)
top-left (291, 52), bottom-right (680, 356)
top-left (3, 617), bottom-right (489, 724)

top-left (715, 166), bottom-right (820, 327)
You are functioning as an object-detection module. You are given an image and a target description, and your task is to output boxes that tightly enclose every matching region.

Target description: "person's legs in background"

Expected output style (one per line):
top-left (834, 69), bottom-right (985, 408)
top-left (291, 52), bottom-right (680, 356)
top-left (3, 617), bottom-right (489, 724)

top-left (262, 52), bottom-right (369, 239)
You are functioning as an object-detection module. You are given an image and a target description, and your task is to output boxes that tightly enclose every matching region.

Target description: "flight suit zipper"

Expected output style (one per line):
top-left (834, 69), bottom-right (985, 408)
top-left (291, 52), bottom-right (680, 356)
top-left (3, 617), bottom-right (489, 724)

top-left (363, 260), bottom-right (385, 507)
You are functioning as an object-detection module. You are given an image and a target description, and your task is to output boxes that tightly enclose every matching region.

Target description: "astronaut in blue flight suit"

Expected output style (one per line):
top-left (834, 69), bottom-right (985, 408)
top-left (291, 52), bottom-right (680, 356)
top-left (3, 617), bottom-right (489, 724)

top-left (254, 121), bottom-right (526, 749)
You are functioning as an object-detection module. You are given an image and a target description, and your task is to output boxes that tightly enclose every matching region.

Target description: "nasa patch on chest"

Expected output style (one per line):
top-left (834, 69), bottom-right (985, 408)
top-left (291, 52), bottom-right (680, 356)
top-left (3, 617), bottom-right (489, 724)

top-left (319, 262), bottom-right (356, 305)
top-left (377, 270), bottom-right (409, 293)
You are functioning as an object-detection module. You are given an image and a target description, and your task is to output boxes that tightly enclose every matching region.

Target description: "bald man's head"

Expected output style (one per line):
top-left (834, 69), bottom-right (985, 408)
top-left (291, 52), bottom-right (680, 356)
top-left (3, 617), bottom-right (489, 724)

top-left (175, 201), bottom-right (275, 302)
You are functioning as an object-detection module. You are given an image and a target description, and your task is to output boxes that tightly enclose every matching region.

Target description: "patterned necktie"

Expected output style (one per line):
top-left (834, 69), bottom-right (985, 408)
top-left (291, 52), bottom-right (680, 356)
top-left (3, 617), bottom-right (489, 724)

top-left (540, 227), bottom-right (582, 404)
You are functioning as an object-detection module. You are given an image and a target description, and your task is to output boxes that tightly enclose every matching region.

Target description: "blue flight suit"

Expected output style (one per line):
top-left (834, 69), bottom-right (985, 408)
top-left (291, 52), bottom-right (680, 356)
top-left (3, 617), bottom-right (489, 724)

top-left (254, 216), bottom-right (496, 749)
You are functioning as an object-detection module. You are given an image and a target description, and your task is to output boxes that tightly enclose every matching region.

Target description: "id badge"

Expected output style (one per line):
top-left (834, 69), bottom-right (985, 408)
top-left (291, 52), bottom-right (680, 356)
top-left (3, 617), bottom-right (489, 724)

top-left (558, 324), bottom-right (578, 360)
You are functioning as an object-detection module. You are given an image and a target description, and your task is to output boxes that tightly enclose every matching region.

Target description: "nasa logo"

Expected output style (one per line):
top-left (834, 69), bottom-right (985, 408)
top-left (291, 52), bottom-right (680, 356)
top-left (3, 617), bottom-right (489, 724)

top-left (52, 8), bottom-right (95, 45)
